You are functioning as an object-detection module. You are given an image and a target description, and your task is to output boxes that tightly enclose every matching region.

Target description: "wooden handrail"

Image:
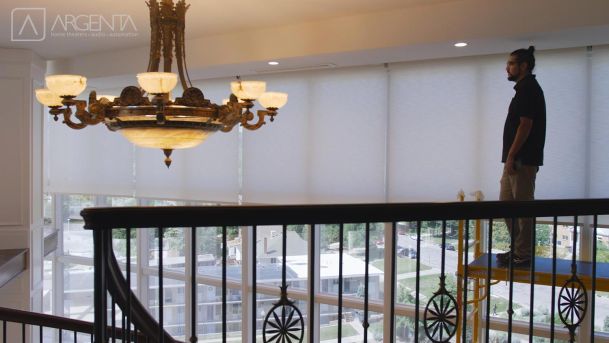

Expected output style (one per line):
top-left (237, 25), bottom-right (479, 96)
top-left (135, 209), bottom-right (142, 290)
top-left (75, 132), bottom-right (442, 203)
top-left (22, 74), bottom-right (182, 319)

top-left (82, 198), bottom-right (609, 230)
top-left (0, 306), bottom-right (92, 333)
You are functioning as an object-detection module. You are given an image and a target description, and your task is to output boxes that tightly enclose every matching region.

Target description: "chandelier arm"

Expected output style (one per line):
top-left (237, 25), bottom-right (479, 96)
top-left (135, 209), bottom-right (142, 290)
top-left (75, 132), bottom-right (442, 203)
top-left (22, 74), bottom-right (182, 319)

top-left (146, 0), bottom-right (161, 72)
top-left (217, 102), bottom-right (243, 132)
top-left (60, 107), bottom-right (88, 130)
top-left (69, 93), bottom-right (107, 125)
top-left (241, 110), bottom-right (269, 131)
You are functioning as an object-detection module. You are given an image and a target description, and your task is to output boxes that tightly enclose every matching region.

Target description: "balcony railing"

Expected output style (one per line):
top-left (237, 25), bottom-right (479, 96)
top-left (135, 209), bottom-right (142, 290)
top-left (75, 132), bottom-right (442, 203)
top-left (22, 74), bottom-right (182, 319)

top-left (72, 198), bottom-right (609, 343)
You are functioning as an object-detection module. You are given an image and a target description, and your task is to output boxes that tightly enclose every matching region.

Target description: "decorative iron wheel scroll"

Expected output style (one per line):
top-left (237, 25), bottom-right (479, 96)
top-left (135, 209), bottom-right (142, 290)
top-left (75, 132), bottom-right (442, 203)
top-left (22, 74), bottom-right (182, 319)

top-left (263, 286), bottom-right (304, 343)
top-left (424, 281), bottom-right (459, 343)
top-left (558, 276), bottom-right (587, 340)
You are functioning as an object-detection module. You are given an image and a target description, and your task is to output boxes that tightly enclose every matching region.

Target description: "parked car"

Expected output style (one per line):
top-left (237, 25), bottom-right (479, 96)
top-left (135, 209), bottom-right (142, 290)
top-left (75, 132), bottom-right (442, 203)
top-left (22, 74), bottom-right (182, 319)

top-left (438, 242), bottom-right (456, 251)
top-left (409, 249), bottom-right (418, 259)
top-left (397, 247), bottom-right (409, 258)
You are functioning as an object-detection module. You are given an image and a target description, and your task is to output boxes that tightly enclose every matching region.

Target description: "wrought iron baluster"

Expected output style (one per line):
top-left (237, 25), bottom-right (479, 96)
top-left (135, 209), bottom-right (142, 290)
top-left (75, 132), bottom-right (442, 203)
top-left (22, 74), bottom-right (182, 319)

top-left (507, 217), bottom-right (515, 343)
top-left (111, 299), bottom-right (116, 343)
top-left (190, 226), bottom-right (197, 343)
top-left (559, 216), bottom-right (587, 343)
top-left (308, 223), bottom-right (315, 343)
top-left (339, 223), bottom-right (344, 342)
top-left (252, 225), bottom-right (257, 343)
top-left (550, 217), bottom-right (558, 342)
top-left (158, 227), bottom-right (164, 343)
top-left (21, 323), bottom-right (25, 343)
top-left (485, 218), bottom-right (493, 343)
top-left (415, 220), bottom-right (422, 341)
top-left (262, 224), bottom-right (304, 342)
top-left (222, 226), bottom-right (227, 343)
top-left (39, 325), bottom-right (43, 343)
top-left (591, 215), bottom-right (598, 342)
top-left (59, 328), bottom-right (62, 342)
top-left (424, 220), bottom-right (458, 343)
top-left (122, 314), bottom-right (126, 342)
top-left (462, 220), bottom-right (470, 343)
top-left (93, 229), bottom-right (108, 343)
top-left (363, 222), bottom-right (370, 342)
top-left (74, 330), bottom-right (77, 343)
top-left (126, 228), bottom-right (132, 343)
top-left (389, 222), bottom-right (397, 343)
top-left (528, 218), bottom-right (537, 342)
top-left (2, 320), bottom-right (5, 343)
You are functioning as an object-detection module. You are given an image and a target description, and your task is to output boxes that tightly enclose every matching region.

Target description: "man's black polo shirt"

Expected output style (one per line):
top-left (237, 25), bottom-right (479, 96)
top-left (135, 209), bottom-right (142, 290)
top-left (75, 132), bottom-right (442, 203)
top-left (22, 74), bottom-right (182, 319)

top-left (502, 74), bottom-right (546, 166)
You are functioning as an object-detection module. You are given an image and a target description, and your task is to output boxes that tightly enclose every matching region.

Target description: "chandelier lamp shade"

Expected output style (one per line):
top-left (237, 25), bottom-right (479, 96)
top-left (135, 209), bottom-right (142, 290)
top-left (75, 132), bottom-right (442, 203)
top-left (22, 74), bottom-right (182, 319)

top-left (34, 0), bottom-right (288, 167)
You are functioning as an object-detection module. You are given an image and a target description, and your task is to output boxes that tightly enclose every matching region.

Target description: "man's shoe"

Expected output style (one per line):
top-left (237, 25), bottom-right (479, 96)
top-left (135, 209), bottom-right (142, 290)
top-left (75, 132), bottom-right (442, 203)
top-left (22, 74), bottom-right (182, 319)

top-left (496, 251), bottom-right (531, 267)
top-left (496, 251), bottom-right (511, 265)
top-left (512, 255), bottom-right (531, 267)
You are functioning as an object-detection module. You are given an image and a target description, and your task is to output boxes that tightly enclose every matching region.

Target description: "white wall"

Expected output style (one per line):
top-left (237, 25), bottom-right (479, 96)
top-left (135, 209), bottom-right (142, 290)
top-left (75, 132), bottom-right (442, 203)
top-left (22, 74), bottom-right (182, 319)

top-left (0, 48), bottom-right (45, 314)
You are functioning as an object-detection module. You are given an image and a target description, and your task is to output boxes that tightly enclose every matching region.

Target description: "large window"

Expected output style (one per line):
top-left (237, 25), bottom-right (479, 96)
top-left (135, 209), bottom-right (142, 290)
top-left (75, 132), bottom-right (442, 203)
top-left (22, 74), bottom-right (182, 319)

top-left (43, 193), bottom-right (609, 342)
top-left (43, 45), bottom-right (609, 341)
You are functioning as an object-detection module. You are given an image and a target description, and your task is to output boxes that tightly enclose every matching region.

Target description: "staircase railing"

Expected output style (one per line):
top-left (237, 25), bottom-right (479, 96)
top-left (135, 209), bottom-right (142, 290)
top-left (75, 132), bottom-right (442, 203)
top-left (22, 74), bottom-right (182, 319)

top-left (81, 198), bottom-right (609, 343)
top-left (0, 306), bottom-right (146, 342)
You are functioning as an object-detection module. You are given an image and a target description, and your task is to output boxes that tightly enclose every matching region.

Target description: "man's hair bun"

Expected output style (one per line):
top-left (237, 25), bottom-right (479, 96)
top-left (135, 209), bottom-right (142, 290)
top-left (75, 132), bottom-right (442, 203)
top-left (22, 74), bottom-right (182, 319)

top-left (510, 46), bottom-right (536, 72)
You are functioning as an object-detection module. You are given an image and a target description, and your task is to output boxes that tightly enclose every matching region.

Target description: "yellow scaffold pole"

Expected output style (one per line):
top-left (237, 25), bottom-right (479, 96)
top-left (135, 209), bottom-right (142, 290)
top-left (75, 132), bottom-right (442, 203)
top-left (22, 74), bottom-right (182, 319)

top-left (472, 191), bottom-right (484, 343)
top-left (456, 190), bottom-right (485, 343)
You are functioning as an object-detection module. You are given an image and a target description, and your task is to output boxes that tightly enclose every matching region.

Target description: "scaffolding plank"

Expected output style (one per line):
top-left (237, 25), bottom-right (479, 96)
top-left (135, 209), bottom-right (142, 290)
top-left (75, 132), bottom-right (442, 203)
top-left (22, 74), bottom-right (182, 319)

top-left (466, 253), bottom-right (609, 291)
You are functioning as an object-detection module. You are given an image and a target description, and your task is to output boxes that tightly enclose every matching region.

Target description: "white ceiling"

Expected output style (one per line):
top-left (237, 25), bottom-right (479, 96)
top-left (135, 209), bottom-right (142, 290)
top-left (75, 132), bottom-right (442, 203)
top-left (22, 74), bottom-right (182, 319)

top-left (3, 0), bottom-right (609, 82)
top-left (2, 0), bottom-right (454, 59)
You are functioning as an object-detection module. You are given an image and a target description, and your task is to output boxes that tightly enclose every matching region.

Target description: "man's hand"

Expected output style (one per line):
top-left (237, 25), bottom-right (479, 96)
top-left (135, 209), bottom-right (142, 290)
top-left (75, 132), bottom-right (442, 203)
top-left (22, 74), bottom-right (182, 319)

top-left (505, 158), bottom-right (517, 175)
top-left (506, 117), bottom-right (533, 175)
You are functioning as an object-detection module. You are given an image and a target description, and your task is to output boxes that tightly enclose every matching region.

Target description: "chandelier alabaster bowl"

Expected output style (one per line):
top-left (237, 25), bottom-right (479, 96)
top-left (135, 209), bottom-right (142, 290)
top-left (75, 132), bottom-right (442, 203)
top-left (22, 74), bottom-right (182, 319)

top-left (35, 0), bottom-right (287, 167)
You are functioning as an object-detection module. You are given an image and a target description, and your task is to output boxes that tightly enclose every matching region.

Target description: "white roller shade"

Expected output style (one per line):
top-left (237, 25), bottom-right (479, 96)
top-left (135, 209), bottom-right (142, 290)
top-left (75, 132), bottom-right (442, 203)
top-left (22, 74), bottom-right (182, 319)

top-left (242, 67), bottom-right (388, 204)
top-left (589, 46), bottom-right (609, 198)
top-left (533, 48), bottom-right (588, 199)
top-left (47, 116), bottom-right (135, 196)
top-left (388, 58), bottom-right (483, 202)
top-left (134, 78), bottom-right (240, 202)
top-left (388, 48), bottom-right (589, 202)
top-left (45, 46), bottom-right (606, 204)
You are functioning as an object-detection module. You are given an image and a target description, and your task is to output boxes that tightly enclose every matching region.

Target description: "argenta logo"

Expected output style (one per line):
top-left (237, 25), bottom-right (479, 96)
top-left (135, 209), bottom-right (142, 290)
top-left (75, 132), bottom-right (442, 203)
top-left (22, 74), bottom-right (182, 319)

top-left (11, 8), bottom-right (138, 41)
top-left (50, 15), bottom-right (138, 38)
top-left (11, 8), bottom-right (46, 41)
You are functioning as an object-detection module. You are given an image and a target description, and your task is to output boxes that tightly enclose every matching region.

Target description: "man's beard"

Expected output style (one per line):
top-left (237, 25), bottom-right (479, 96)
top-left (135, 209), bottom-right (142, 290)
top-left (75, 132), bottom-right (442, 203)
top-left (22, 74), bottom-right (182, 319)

top-left (507, 74), bottom-right (518, 82)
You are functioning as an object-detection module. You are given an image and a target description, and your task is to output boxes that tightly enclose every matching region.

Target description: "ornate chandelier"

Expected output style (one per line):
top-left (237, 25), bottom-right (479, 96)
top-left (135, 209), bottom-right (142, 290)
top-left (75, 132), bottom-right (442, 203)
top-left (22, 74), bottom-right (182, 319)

top-left (35, 0), bottom-right (288, 167)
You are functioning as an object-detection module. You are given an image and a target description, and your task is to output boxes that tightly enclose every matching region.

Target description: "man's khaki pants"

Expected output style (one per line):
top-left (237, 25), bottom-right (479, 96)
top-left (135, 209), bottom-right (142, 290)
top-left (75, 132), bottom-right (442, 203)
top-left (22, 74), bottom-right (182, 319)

top-left (499, 164), bottom-right (538, 259)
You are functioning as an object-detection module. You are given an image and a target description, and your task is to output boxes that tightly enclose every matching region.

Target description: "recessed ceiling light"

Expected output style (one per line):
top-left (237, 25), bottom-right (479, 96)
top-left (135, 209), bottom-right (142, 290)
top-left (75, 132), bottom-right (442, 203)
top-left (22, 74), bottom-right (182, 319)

top-left (454, 42), bottom-right (468, 47)
top-left (268, 61), bottom-right (279, 65)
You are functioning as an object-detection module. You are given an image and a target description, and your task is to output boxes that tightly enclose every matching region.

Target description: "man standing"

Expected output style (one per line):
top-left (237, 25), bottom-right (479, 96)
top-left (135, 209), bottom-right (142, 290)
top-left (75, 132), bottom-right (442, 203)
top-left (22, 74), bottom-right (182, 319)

top-left (497, 46), bottom-right (546, 267)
